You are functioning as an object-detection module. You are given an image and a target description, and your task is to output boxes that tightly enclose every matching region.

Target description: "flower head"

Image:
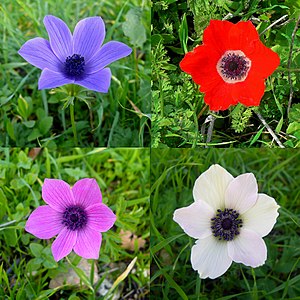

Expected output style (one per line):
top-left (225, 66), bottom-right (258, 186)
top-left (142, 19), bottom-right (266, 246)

top-left (18, 15), bottom-right (132, 92)
top-left (173, 164), bottom-right (279, 279)
top-left (26, 178), bottom-right (116, 261)
top-left (180, 20), bottom-right (280, 111)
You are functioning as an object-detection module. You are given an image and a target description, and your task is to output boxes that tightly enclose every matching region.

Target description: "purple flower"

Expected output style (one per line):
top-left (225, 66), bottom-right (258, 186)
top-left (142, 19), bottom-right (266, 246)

top-left (18, 15), bottom-right (132, 92)
top-left (25, 178), bottom-right (116, 261)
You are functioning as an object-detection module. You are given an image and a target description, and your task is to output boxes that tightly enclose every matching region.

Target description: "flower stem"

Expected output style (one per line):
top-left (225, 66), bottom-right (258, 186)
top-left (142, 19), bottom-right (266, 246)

top-left (70, 103), bottom-right (78, 146)
top-left (90, 259), bottom-right (96, 299)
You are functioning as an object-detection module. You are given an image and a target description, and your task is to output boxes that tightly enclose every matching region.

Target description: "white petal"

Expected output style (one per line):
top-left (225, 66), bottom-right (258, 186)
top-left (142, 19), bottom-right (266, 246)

top-left (193, 164), bottom-right (234, 211)
top-left (173, 201), bottom-right (214, 239)
top-left (225, 173), bottom-right (258, 214)
top-left (242, 193), bottom-right (279, 237)
top-left (191, 235), bottom-right (232, 279)
top-left (228, 228), bottom-right (267, 267)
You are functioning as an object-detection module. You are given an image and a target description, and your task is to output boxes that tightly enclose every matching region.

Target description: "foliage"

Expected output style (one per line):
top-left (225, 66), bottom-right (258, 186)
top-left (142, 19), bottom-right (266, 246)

top-left (151, 0), bottom-right (300, 148)
top-left (0, 0), bottom-right (151, 148)
top-left (150, 148), bottom-right (300, 299)
top-left (0, 148), bottom-right (150, 299)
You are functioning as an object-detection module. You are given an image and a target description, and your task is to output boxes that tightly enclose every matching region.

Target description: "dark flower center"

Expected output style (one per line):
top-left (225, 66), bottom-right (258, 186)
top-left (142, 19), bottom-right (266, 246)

top-left (217, 50), bottom-right (251, 83)
top-left (62, 205), bottom-right (87, 231)
top-left (228, 61), bottom-right (238, 72)
top-left (211, 208), bottom-right (243, 241)
top-left (64, 54), bottom-right (85, 77)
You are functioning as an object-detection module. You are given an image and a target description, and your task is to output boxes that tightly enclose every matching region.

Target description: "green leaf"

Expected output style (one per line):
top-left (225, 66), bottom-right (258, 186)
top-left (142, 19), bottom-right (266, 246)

top-left (23, 120), bottom-right (35, 128)
top-left (43, 258), bottom-right (57, 269)
top-left (161, 270), bottom-right (189, 300)
top-left (289, 103), bottom-right (300, 122)
top-left (17, 95), bottom-right (31, 120)
top-left (27, 257), bottom-right (42, 272)
top-left (27, 128), bottom-right (42, 141)
top-left (3, 229), bottom-right (17, 247)
top-left (5, 119), bottom-right (15, 141)
top-left (12, 203), bottom-right (26, 221)
top-left (151, 233), bottom-right (185, 254)
top-left (275, 116), bottom-right (283, 133)
top-left (122, 8), bottom-right (147, 48)
top-left (17, 151), bottom-right (32, 169)
top-left (39, 116), bottom-right (53, 135)
top-left (179, 13), bottom-right (188, 53)
top-left (41, 247), bottom-right (57, 269)
top-left (24, 173), bottom-right (38, 185)
top-left (250, 127), bottom-right (264, 146)
top-left (29, 243), bottom-right (44, 258)
top-left (68, 294), bottom-right (81, 300)
top-left (10, 178), bottom-right (26, 190)
top-left (65, 168), bottom-right (88, 180)
top-left (287, 122), bottom-right (300, 134)
top-left (0, 188), bottom-right (7, 220)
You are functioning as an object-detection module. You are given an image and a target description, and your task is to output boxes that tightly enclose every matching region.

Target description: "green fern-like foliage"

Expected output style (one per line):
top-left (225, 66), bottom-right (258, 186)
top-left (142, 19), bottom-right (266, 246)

top-left (231, 105), bottom-right (253, 133)
top-left (152, 40), bottom-right (205, 147)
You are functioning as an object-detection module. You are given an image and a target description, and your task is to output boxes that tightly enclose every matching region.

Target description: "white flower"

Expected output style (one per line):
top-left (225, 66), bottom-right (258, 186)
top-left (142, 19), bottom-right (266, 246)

top-left (173, 164), bottom-right (280, 279)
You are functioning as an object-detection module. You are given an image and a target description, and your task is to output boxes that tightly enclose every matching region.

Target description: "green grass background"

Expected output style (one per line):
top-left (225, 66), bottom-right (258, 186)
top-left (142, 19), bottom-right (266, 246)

top-left (0, 148), bottom-right (150, 299)
top-left (0, 0), bottom-right (150, 148)
top-left (151, 148), bottom-right (300, 299)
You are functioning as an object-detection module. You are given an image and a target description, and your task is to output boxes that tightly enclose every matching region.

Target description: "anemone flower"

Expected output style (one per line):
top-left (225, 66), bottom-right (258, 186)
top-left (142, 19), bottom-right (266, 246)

top-left (180, 20), bottom-right (280, 111)
top-left (25, 178), bottom-right (116, 262)
top-left (18, 15), bottom-right (132, 93)
top-left (173, 164), bottom-right (279, 279)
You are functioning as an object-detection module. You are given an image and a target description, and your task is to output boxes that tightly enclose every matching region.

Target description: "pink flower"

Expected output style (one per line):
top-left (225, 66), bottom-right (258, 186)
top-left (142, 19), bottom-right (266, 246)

top-left (173, 164), bottom-right (279, 279)
top-left (26, 178), bottom-right (116, 261)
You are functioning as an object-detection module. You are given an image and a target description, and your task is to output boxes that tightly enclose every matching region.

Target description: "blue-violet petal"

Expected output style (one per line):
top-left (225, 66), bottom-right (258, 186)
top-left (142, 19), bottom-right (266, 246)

top-left (44, 15), bottom-right (73, 63)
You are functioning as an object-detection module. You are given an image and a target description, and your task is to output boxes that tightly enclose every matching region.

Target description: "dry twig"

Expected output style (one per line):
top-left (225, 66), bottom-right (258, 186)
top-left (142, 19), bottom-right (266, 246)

top-left (287, 15), bottom-right (300, 116)
top-left (254, 110), bottom-right (285, 148)
top-left (201, 113), bottom-right (217, 147)
top-left (259, 14), bottom-right (289, 36)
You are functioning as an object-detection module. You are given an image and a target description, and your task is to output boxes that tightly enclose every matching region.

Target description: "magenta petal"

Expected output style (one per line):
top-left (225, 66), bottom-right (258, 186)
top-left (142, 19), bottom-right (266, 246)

top-left (73, 228), bottom-right (102, 259)
top-left (73, 17), bottom-right (105, 61)
top-left (38, 68), bottom-right (74, 90)
top-left (86, 203), bottom-right (116, 232)
top-left (74, 68), bottom-right (111, 93)
top-left (18, 37), bottom-right (62, 72)
top-left (85, 41), bottom-right (132, 74)
top-left (72, 178), bottom-right (102, 208)
top-left (25, 205), bottom-right (63, 239)
top-left (51, 227), bottom-right (77, 261)
top-left (43, 15), bottom-right (73, 63)
top-left (42, 179), bottom-right (75, 212)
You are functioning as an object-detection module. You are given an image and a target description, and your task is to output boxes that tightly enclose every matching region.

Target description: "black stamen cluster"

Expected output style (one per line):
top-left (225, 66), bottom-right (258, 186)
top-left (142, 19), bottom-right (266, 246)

top-left (220, 53), bottom-right (249, 80)
top-left (64, 54), bottom-right (85, 77)
top-left (62, 205), bottom-right (87, 231)
top-left (211, 208), bottom-right (243, 241)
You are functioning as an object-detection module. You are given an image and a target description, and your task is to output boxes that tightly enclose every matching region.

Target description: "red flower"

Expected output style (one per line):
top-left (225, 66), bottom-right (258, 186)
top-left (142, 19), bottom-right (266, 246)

top-left (180, 20), bottom-right (280, 111)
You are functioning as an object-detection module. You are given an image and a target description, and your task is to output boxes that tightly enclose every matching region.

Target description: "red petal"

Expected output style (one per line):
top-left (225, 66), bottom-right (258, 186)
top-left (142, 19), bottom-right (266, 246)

top-left (180, 45), bottom-right (221, 90)
top-left (227, 21), bottom-right (259, 54)
top-left (232, 73), bottom-right (265, 106)
top-left (203, 82), bottom-right (238, 111)
top-left (203, 20), bottom-right (233, 54)
top-left (249, 41), bottom-right (280, 79)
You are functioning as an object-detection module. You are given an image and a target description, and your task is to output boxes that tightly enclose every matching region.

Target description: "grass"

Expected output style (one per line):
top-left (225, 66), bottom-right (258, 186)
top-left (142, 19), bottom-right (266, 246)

top-left (151, 0), bottom-right (300, 148)
top-left (0, 148), bottom-right (150, 299)
top-left (150, 148), bottom-right (300, 299)
top-left (0, 0), bottom-right (151, 148)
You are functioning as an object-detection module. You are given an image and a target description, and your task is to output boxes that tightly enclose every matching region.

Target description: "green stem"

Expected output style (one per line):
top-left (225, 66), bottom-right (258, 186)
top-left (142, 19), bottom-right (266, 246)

top-left (90, 260), bottom-right (96, 299)
top-left (70, 103), bottom-right (78, 146)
